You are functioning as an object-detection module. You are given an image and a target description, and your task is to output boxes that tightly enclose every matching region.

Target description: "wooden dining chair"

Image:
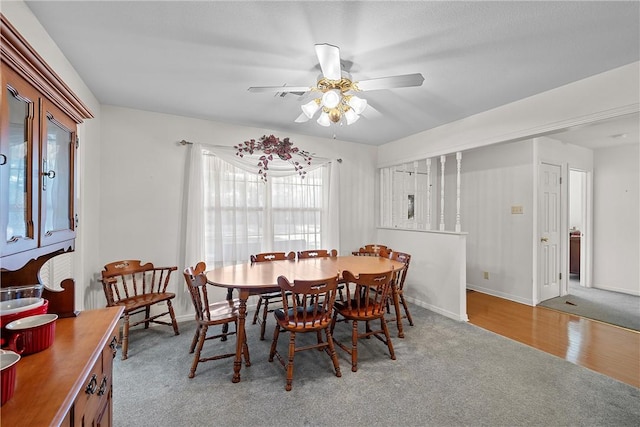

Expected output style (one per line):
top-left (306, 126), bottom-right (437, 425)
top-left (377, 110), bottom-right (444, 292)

top-left (352, 244), bottom-right (392, 256)
top-left (100, 260), bottom-right (180, 360)
top-left (297, 249), bottom-right (338, 259)
top-left (330, 269), bottom-right (396, 372)
top-left (268, 274), bottom-right (342, 391)
top-left (250, 251), bottom-right (296, 340)
top-left (298, 249), bottom-right (344, 300)
top-left (183, 262), bottom-right (250, 378)
top-left (385, 251), bottom-right (414, 337)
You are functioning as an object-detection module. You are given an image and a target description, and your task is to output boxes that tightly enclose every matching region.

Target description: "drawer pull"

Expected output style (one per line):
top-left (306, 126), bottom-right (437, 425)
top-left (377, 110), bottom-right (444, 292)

top-left (98, 376), bottom-right (108, 396)
top-left (110, 336), bottom-right (118, 358)
top-left (85, 374), bottom-right (98, 395)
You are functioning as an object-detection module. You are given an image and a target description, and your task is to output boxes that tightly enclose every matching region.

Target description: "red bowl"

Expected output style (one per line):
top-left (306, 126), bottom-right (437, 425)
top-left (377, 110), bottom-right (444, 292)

top-left (5, 314), bottom-right (57, 355)
top-left (0, 299), bottom-right (49, 328)
top-left (1, 350), bottom-right (21, 405)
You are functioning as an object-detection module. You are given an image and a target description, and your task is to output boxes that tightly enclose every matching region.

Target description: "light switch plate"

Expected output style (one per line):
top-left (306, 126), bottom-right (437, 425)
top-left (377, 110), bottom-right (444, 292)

top-left (511, 205), bottom-right (524, 214)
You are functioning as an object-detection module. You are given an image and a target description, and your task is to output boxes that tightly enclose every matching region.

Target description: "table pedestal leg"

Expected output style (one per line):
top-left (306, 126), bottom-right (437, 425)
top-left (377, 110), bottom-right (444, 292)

top-left (232, 290), bottom-right (248, 383)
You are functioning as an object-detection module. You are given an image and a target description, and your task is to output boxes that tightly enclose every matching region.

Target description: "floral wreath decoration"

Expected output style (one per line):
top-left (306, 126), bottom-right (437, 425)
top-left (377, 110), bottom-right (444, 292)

top-left (235, 134), bottom-right (313, 182)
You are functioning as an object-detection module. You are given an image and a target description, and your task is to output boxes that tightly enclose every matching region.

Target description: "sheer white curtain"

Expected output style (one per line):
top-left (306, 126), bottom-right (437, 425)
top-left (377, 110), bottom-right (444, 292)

top-left (184, 143), bottom-right (340, 270)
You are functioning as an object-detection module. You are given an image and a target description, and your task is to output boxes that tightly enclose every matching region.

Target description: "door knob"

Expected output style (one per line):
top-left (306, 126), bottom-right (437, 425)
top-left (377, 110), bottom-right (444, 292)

top-left (540, 237), bottom-right (549, 242)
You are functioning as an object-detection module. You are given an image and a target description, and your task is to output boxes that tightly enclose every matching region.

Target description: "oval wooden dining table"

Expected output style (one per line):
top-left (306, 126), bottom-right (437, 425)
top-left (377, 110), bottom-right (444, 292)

top-left (205, 255), bottom-right (404, 383)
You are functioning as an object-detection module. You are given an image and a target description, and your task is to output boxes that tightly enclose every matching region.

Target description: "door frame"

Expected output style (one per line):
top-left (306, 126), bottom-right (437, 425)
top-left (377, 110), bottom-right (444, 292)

top-left (534, 160), bottom-right (564, 304)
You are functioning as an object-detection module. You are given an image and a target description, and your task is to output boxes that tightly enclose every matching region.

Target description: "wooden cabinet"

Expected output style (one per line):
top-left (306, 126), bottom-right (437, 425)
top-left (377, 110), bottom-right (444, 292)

top-left (570, 235), bottom-right (580, 275)
top-left (1, 13), bottom-right (91, 272)
top-left (0, 307), bottom-right (123, 426)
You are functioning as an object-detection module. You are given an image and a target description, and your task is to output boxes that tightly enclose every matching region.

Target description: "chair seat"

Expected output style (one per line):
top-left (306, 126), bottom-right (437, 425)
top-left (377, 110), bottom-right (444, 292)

top-left (205, 299), bottom-right (242, 322)
top-left (116, 292), bottom-right (176, 312)
top-left (334, 299), bottom-right (385, 320)
top-left (274, 307), bottom-right (330, 329)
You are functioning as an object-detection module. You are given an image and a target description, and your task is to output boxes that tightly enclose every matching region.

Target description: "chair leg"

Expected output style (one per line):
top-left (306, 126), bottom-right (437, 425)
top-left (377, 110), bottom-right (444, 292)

top-left (259, 298), bottom-right (270, 340)
top-left (325, 328), bottom-right (342, 378)
top-left (351, 320), bottom-right (359, 372)
top-left (167, 300), bottom-right (180, 335)
top-left (381, 317), bottom-right (396, 360)
top-left (285, 332), bottom-right (296, 391)
top-left (189, 325), bottom-right (207, 378)
top-left (242, 328), bottom-right (251, 367)
top-left (144, 306), bottom-right (151, 329)
top-left (391, 286), bottom-right (405, 338)
top-left (268, 324), bottom-right (280, 362)
top-left (252, 296), bottom-right (263, 325)
top-left (400, 293), bottom-right (414, 326)
top-left (189, 324), bottom-right (201, 354)
top-left (122, 314), bottom-right (130, 360)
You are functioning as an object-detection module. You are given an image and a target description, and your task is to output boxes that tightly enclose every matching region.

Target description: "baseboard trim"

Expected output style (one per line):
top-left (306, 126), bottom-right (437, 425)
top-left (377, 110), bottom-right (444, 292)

top-left (466, 285), bottom-right (533, 306)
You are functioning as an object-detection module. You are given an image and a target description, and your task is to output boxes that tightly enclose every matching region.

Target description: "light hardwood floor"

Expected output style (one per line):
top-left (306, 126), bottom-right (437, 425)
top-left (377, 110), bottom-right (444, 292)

top-left (466, 290), bottom-right (640, 388)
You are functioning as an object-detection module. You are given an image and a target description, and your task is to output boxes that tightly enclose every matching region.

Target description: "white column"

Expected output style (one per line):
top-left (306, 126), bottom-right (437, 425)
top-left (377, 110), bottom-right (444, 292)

top-left (439, 155), bottom-right (446, 231)
top-left (402, 163), bottom-right (409, 228)
top-left (426, 158), bottom-right (432, 230)
top-left (455, 151), bottom-right (462, 232)
top-left (413, 161), bottom-right (419, 228)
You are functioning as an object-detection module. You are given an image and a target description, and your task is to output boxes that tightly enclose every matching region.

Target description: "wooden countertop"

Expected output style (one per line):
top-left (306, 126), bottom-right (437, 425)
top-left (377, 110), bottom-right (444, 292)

top-left (1, 306), bottom-right (123, 426)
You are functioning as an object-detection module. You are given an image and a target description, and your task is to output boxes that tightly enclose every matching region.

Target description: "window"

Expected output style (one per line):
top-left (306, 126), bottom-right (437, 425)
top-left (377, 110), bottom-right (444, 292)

top-left (201, 154), bottom-right (328, 267)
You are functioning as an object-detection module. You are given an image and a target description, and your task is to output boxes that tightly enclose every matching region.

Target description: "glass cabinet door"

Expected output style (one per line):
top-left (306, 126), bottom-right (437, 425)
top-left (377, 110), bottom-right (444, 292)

top-left (40, 99), bottom-right (76, 247)
top-left (0, 68), bottom-right (39, 256)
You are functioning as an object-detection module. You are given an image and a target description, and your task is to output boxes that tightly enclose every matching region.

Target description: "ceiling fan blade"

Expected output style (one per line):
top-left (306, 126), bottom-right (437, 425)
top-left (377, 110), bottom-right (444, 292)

top-left (248, 86), bottom-right (311, 93)
top-left (360, 103), bottom-right (382, 120)
top-left (356, 73), bottom-right (425, 91)
top-left (315, 43), bottom-right (342, 81)
top-left (294, 112), bottom-right (310, 123)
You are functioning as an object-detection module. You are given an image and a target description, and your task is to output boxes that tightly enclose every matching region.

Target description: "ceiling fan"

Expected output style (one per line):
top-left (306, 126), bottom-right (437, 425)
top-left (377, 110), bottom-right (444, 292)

top-left (248, 43), bottom-right (425, 127)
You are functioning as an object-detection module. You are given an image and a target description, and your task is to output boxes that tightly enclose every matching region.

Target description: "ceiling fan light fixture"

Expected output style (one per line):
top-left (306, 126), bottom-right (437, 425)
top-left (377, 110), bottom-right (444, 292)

top-left (301, 99), bottom-right (321, 119)
top-left (344, 108), bottom-right (360, 125)
top-left (317, 111), bottom-right (331, 127)
top-left (321, 90), bottom-right (341, 109)
top-left (348, 95), bottom-right (368, 115)
top-left (328, 108), bottom-right (341, 123)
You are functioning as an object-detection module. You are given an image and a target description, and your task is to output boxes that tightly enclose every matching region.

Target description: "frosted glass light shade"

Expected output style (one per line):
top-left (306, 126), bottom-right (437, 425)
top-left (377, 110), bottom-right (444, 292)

top-left (301, 99), bottom-right (320, 119)
top-left (317, 112), bottom-right (331, 127)
top-left (321, 90), bottom-right (341, 109)
top-left (348, 95), bottom-right (367, 114)
top-left (344, 108), bottom-right (360, 125)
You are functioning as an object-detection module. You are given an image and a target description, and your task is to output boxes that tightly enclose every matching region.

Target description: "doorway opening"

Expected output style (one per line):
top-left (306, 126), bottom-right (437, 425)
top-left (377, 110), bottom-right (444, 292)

top-left (568, 169), bottom-right (588, 292)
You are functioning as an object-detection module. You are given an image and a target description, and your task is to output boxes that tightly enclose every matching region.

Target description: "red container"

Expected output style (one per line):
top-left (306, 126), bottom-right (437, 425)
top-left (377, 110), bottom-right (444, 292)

top-left (5, 314), bottom-right (58, 355)
top-left (0, 299), bottom-right (49, 349)
top-left (0, 298), bottom-right (49, 328)
top-left (1, 350), bottom-right (21, 405)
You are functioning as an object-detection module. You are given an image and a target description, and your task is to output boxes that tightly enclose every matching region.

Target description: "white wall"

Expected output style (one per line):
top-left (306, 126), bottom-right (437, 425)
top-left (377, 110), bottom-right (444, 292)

top-left (593, 144), bottom-right (640, 295)
top-left (462, 141), bottom-right (535, 304)
top-left (378, 228), bottom-right (467, 321)
top-left (569, 170), bottom-right (583, 231)
top-left (97, 106), bottom-right (378, 315)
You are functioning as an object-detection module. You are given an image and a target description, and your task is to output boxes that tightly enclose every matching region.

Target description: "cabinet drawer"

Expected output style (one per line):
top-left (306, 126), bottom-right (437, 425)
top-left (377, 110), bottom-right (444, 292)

top-left (73, 326), bottom-right (118, 426)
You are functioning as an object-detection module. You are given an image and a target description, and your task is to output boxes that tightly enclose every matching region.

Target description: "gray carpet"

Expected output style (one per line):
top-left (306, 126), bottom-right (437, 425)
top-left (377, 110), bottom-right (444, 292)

top-left (539, 278), bottom-right (640, 331)
top-left (113, 305), bottom-right (639, 427)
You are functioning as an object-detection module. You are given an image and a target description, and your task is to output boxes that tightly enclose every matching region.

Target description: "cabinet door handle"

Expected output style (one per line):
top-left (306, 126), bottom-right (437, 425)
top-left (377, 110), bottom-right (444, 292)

top-left (85, 374), bottom-right (98, 395)
top-left (0, 154), bottom-right (6, 165)
top-left (98, 376), bottom-right (108, 396)
top-left (109, 336), bottom-right (118, 358)
top-left (42, 170), bottom-right (56, 179)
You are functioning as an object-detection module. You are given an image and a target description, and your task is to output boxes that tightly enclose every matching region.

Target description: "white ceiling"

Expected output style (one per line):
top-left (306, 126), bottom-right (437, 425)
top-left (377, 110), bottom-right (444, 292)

top-left (24, 1), bottom-right (640, 147)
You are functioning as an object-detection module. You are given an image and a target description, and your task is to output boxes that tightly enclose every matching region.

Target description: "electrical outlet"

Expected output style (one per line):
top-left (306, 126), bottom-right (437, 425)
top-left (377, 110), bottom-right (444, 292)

top-left (483, 271), bottom-right (489, 280)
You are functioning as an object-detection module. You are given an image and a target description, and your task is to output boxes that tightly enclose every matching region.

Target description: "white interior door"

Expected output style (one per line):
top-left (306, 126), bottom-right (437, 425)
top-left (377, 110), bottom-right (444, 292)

top-left (538, 162), bottom-right (562, 302)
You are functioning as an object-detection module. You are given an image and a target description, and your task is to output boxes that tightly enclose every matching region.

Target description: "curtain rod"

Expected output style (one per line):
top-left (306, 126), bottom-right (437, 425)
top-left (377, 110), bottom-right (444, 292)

top-left (178, 140), bottom-right (342, 163)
